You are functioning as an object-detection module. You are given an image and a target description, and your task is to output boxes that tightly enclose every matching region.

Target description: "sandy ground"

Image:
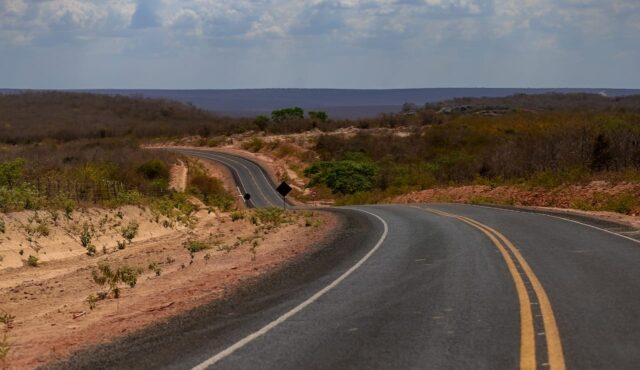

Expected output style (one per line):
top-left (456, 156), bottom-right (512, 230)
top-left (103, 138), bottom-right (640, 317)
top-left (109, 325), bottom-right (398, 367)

top-left (168, 160), bottom-right (188, 192)
top-left (0, 206), bottom-right (181, 271)
top-left (0, 207), bottom-right (336, 369)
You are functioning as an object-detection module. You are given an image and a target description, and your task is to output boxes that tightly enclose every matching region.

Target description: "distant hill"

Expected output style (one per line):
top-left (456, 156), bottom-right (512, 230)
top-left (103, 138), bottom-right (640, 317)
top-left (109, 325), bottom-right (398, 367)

top-left (4, 88), bottom-right (639, 119)
top-left (0, 91), bottom-right (237, 143)
top-left (89, 88), bottom-right (640, 118)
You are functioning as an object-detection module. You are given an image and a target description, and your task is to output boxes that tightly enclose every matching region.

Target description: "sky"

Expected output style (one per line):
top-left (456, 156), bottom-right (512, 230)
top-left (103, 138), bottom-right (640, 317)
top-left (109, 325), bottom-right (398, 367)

top-left (0, 0), bottom-right (638, 89)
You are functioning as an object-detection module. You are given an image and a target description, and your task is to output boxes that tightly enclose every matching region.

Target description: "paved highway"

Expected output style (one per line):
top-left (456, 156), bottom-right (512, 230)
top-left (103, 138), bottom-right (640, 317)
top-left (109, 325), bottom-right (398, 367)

top-left (55, 150), bottom-right (640, 370)
top-left (172, 149), bottom-right (289, 208)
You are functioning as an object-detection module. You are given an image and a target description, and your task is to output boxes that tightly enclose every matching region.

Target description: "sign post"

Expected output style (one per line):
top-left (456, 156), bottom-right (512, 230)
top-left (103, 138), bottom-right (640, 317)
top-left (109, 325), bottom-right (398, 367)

top-left (276, 181), bottom-right (292, 211)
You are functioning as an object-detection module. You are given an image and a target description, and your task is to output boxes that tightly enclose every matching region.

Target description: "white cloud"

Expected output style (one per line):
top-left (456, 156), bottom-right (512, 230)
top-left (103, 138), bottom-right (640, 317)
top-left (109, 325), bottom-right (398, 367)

top-left (0, 0), bottom-right (638, 88)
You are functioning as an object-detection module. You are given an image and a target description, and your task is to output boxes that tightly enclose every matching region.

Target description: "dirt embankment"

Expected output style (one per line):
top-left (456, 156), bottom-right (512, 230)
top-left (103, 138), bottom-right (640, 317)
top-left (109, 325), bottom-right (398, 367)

top-left (168, 160), bottom-right (188, 192)
top-left (394, 181), bottom-right (640, 227)
top-left (0, 156), bottom-right (340, 369)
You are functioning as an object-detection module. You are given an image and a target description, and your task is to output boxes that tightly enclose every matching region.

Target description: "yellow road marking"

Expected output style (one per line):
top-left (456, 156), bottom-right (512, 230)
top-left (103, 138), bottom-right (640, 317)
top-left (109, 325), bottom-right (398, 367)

top-left (462, 217), bottom-right (566, 370)
top-left (420, 207), bottom-right (565, 370)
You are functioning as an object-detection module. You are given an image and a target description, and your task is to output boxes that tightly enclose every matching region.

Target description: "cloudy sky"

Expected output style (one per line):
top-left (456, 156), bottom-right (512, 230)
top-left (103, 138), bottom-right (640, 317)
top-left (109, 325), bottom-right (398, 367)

top-left (0, 0), bottom-right (638, 89)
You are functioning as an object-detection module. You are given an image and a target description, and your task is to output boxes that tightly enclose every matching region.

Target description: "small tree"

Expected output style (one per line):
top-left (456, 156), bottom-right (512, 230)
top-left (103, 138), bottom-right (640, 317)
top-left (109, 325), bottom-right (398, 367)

top-left (304, 155), bottom-right (379, 195)
top-left (121, 221), bottom-right (139, 243)
top-left (271, 107), bottom-right (304, 123)
top-left (0, 159), bottom-right (25, 188)
top-left (80, 223), bottom-right (92, 247)
top-left (91, 262), bottom-right (142, 299)
top-left (254, 115), bottom-right (270, 131)
top-left (308, 111), bottom-right (328, 122)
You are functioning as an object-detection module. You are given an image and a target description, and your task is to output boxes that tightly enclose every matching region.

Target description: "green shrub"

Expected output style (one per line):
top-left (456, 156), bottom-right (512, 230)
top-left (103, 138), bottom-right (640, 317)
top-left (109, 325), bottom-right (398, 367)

top-left (151, 192), bottom-right (197, 224)
top-left (27, 255), bottom-right (39, 267)
top-left (91, 262), bottom-right (142, 299)
top-left (253, 207), bottom-right (287, 226)
top-left (86, 244), bottom-right (97, 256)
top-left (271, 107), bottom-right (304, 122)
top-left (0, 159), bottom-right (25, 187)
top-left (230, 211), bottom-right (244, 221)
top-left (148, 262), bottom-right (162, 276)
top-left (188, 174), bottom-right (234, 211)
top-left (603, 192), bottom-right (638, 214)
top-left (305, 157), bottom-right (379, 195)
top-left (136, 159), bottom-right (169, 180)
top-left (185, 240), bottom-right (211, 254)
top-left (0, 184), bottom-right (43, 212)
top-left (528, 167), bottom-right (590, 189)
top-left (0, 335), bottom-right (9, 362)
top-left (121, 221), bottom-right (139, 243)
top-left (241, 137), bottom-right (265, 152)
top-left (80, 223), bottom-right (92, 247)
top-left (0, 313), bottom-right (14, 330)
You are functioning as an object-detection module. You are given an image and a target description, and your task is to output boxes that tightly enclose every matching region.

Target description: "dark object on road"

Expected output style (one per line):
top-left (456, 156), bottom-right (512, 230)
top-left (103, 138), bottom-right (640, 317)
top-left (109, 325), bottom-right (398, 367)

top-left (244, 193), bottom-right (251, 201)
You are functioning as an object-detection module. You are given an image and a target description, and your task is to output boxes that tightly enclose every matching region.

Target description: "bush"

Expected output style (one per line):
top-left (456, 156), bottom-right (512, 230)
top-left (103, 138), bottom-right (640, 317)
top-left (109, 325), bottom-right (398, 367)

top-left (80, 223), bottom-right (92, 247)
top-left (136, 160), bottom-right (169, 180)
top-left (91, 262), bottom-right (142, 299)
top-left (121, 221), bottom-right (139, 243)
top-left (230, 211), bottom-right (244, 221)
top-left (185, 240), bottom-right (211, 254)
top-left (188, 174), bottom-right (234, 211)
top-left (151, 192), bottom-right (197, 224)
top-left (0, 159), bottom-right (25, 187)
top-left (305, 156), bottom-right (379, 195)
top-left (86, 244), bottom-right (97, 256)
top-left (241, 137), bottom-right (265, 152)
top-left (253, 207), bottom-right (287, 226)
top-left (148, 262), bottom-right (162, 276)
top-left (27, 255), bottom-right (39, 267)
top-left (0, 184), bottom-right (43, 212)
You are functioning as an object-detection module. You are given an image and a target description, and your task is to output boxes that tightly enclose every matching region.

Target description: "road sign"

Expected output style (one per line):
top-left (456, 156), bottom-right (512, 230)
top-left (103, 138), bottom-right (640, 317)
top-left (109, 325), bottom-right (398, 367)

top-left (243, 193), bottom-right (251, 200)
top-left (276, 182), bottom-right (292, 197)
top-left (276, 182), bottom-right (292, 210)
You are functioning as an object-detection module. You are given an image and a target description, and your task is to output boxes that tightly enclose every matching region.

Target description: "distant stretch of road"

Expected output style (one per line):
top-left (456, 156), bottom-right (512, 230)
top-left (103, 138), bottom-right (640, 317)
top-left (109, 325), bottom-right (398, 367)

top-left (172, 149), bottom-right (289, 208)
top-left (57, 149), bottom-right (640, 370)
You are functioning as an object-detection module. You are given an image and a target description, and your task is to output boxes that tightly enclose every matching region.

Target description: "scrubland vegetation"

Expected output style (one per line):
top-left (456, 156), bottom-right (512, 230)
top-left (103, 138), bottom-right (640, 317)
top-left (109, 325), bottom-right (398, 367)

top-left (2, 91), bottom-right (640, 215)
top-left (231, 93), bottom-right (640, 214)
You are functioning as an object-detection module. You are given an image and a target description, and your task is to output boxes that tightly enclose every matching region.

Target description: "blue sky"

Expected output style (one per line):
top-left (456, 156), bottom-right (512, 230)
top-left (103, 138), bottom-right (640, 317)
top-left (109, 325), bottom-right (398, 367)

top-left (0, 0), bottom-right (638, 89)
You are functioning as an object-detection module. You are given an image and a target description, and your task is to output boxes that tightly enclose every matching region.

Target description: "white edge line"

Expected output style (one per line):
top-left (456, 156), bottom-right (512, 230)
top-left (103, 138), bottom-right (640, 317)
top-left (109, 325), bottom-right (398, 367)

top-left (191, 208), bottom-right (389, 370)
top-left (208, 153), bottom-right (278, 208)
top-left (469, 204), bottom-right (640, 245)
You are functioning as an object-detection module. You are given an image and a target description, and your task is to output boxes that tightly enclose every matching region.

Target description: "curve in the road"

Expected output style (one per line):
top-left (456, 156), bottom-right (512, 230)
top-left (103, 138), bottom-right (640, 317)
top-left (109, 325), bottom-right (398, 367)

top-left (52, 150), bottom-right (640, 370)
top-left (421, 206), bottom-right (565, 370)
top-left (192, 208), bottom-right (389, 370)
top-left (172, 149), bottom-right (291, 209)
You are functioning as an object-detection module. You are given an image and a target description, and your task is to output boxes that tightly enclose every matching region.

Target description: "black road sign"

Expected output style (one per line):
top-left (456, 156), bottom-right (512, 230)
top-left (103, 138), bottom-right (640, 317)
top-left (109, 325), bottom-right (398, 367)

top-left (243, 193), bottom-right (251, 200)
top-left (276, 182), bottom-right (292, 197)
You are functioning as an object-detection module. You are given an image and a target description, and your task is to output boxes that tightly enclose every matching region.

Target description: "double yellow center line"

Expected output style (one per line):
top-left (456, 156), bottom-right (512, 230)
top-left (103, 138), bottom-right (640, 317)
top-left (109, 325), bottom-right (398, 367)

top-left (421, 207), bottom-right (566, 370)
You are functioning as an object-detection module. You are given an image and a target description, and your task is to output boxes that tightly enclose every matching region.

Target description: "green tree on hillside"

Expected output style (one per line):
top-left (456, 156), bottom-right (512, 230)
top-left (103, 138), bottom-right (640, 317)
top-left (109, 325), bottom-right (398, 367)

top-left (308, 111), bottom-right (328, 122)
top-left (272, 107), bottom-right (304, 123)
top-left (305, 154), bottom-right (378, 194)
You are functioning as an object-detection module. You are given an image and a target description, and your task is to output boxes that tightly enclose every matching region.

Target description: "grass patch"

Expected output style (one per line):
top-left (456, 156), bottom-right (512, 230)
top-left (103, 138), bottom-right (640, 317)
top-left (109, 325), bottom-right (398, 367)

top-left (185, 240), bottom-right (211, 254)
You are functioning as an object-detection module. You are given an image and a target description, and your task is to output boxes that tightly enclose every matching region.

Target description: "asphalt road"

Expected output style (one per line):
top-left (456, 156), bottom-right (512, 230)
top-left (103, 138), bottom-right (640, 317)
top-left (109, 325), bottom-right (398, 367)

top-left (52, 150), bottom-right (640, 370)
top-left (172, 148), bottom-right (289, 208)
